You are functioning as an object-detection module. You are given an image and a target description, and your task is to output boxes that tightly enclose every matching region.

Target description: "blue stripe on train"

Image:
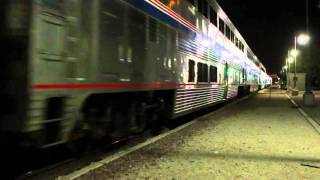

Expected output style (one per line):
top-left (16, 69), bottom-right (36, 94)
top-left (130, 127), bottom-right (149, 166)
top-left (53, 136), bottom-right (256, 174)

top-left (125, 0), bottom-right (196, 38)
top-left (125, 0), bottom-right (244, 68)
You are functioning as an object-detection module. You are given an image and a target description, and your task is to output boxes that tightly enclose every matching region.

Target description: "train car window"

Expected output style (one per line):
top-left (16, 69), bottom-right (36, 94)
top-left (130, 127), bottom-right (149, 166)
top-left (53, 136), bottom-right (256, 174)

top-left (210, 66), bottom-right (218, 83)
top-left (218, 18), bottom-right (225, 34)
top-left (197, 63), bottom-right (203, 82)
top-left (197, 63), bottom-right (208, 82)
top-left (188, 60), bottom-right (195, 82)
top-left (203, 0), bottom-right (208, 18)
top-left (230, 31), bottom-right (235, 43)
top-left (235, 37), bottom-right (239, 47)
top-left (225, 26), bottom-right (230, 39)
top-left (180, 0), bottom-right (196, 24)
top-left (197, 0), bottom-right (203, 14)
top-left (209, 7), bottom-right (217, 26)
top-left (186, 0), bottom-right (195, 5)
top-left (149, 17), bottom-right (158, 43)
top-left (203, 64), bottom-right (208, 82)
top-left (238, 41), bottom-right (243, 51)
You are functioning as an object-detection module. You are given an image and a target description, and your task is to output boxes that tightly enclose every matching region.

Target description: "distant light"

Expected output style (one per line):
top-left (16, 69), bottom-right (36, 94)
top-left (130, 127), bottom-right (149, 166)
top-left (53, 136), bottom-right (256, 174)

top-left (287, 57), bottom-right (294, 64)
top-left (284, 65), bottom-right (288, 70)
top-left (297, 33), bottom-right (311, 46)
top-left (290, 49), bottom-right (299, 57)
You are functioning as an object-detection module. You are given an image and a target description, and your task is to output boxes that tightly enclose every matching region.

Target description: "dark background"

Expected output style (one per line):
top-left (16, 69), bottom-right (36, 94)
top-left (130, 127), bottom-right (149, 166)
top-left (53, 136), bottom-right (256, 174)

top-left (216, 0), bottom-right (320, 74)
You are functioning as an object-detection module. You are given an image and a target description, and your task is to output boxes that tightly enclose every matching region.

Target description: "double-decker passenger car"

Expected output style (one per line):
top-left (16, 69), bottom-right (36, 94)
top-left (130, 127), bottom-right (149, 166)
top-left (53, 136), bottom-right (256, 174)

top-left (0, 0), bottom-right (271, 148)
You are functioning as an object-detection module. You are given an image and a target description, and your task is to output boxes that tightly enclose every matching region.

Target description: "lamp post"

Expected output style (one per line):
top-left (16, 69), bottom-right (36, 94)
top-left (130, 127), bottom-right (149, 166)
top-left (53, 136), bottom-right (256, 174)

top-left (287, 55), bottom-right (294, 90)
top-left (290, 39), bottom-right (299, 89)
top-left (289, 33), bottom-right (310, 90)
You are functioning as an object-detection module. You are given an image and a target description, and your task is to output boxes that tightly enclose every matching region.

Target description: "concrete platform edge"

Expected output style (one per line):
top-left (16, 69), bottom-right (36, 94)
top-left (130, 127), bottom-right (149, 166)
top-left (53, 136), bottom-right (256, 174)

top-left (58, 96), bottom-right (249, 180)
top-left (286, 94), bottom-right (320, 135)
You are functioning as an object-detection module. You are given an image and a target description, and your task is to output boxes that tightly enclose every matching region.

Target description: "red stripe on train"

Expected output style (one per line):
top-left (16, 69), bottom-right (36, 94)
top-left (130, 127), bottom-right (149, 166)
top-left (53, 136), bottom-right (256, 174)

top-left (31, 83), bottom-right (208, 89)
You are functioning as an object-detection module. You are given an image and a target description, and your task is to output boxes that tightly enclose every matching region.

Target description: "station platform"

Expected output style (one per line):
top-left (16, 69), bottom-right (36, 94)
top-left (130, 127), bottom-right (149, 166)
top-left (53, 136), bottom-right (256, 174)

top-left (291, 90), bottom-right (320, 126)
top-left (64, 89), bottom-right (320, 179)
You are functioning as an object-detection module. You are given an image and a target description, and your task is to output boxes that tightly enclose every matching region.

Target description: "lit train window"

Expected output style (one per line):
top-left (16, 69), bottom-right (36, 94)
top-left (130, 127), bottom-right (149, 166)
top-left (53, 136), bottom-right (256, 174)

top-left (188, 60), bottom-right (195, 82)
top-left (210, 66), bottom-right (218, 83)
top-left (209, 7), bottom-right (217, 26)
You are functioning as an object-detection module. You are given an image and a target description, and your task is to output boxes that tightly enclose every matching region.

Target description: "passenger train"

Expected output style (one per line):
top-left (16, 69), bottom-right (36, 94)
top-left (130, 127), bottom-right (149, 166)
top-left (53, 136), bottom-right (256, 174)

top-left (0, 0), bottom-right (271, 148)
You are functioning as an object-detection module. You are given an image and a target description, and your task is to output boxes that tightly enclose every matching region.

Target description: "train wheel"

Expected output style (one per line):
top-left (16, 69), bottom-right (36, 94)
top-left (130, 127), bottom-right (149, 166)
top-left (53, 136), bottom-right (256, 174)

top-left (67, 115), bottom-right (91, 156)
top-left (128, 102), bottom-right (147, 134)
top-left (101, 105), bottom-right (114, 139)
top-left (110, 104), bottom-right (130, 139)
top-left (70, 107), bottom-right (106, 154)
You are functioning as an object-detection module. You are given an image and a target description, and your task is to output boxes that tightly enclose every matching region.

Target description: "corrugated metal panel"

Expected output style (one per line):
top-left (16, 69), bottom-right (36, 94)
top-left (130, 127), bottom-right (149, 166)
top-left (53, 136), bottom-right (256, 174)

top-left (227, 85), bottom-right (238, 99)
top-left (174, 86), bottom-right (226, 115)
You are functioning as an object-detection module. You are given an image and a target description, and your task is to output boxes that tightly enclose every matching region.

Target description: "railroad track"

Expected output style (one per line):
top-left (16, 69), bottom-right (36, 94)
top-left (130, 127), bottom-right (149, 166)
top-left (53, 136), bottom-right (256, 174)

top-left (17, 97), bottom-right (246, 180)
top-left (16, 135), bottom-right (145, 180)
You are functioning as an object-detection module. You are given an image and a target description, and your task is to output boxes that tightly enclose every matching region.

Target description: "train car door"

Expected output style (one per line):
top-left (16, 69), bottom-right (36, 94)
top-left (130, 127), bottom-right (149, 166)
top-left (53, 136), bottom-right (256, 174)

top-left (34, 1), bottom-right (68, 84)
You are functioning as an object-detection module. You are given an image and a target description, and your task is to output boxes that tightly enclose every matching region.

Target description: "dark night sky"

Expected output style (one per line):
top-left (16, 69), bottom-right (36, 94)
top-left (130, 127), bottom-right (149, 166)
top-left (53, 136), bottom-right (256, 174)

top-left (216, 0), bottom-right (320, 74)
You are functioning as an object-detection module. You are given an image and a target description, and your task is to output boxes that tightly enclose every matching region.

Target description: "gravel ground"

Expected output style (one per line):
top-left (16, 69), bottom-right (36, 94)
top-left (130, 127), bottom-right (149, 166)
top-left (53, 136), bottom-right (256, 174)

top-left (291, 91), bottom-right (320, 125)
top-left (76, 89), bottom-right (320, 179)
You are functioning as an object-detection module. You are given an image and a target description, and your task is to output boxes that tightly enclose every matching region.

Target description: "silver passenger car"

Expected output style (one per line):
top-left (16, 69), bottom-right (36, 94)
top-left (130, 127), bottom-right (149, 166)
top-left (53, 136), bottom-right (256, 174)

top-left (0, 0), bottom-right (271, 148)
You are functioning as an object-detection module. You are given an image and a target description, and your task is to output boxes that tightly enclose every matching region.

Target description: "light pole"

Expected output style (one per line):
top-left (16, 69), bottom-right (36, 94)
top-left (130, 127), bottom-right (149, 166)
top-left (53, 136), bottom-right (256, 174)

top-left (286, 53), bottom-right (294, 89)
top-left (290, 39), bottom-right (299, 89)
top-left (289, 33), bottom-right (310, 90)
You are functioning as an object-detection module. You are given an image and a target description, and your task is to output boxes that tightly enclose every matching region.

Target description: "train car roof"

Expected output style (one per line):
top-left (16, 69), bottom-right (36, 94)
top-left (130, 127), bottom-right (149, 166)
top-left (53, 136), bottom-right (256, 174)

top-left (211, 0), bottom-right (264, 67)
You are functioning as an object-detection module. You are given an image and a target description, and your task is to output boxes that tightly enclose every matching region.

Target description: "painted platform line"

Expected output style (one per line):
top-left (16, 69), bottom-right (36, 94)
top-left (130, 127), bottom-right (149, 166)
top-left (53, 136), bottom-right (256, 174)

top-left (58, 96), bottom-right (248, 180)
top-left (286, 94), bottom-right (320, 135)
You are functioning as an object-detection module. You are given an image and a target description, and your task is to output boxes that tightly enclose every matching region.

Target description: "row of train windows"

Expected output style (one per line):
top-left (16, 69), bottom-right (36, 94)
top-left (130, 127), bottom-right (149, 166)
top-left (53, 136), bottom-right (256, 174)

top-left (189, 60), bottom-right (218, 83)
top-left (165, 0), bottom-right (245, 52)
top-left (198, 0), bottom-right (245, 52)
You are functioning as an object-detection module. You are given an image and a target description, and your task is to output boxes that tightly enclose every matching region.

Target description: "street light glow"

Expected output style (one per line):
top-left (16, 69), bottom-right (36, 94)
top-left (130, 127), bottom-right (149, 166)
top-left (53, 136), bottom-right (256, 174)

top-left (297, 33), bottom-right (311, 46)
top-left (290, 49), bottom-right (299, 57)
top-left (287, 57), bottom-right (294, 64)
